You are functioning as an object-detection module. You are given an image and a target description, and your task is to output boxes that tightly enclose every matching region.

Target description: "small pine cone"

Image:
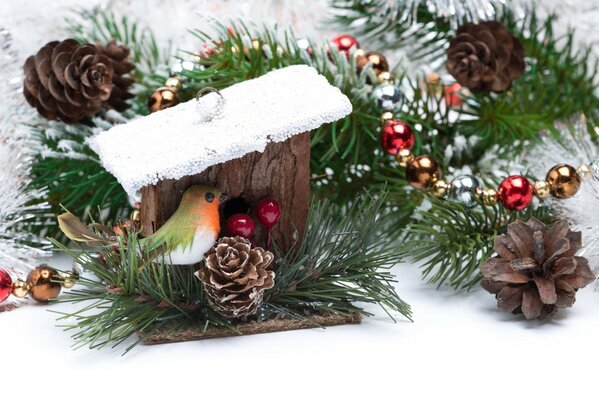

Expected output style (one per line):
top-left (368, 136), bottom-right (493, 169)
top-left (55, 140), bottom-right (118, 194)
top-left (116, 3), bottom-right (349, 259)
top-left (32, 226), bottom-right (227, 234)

top-left (198, 236), bottom-right (275, 319)
top-left (97, 40), bottom-right (135, 112)
top-left (481, 218), bottom-right (596, 320)
top-left (446, 21), bottom-right (524, 93)
top-left (23, 38), bottom-right (135, 123)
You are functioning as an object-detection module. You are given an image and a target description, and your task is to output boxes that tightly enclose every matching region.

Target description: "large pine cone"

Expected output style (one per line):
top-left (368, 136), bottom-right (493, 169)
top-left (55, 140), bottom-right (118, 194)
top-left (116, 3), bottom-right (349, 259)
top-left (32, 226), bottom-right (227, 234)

top-left (198, 236), bottom-right (275, 319)
top-left (481, 218), bottom-right (595, 320)
top-left (446, 21), bottom-right (524, 93)
top-left (23, 39), bottom-right (134, 124)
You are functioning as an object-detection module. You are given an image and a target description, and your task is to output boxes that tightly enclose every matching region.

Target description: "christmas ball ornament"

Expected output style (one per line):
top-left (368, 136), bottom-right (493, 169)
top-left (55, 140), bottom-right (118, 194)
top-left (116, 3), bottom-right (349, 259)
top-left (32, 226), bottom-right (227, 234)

top-left (11, 279), bottom-right (30, 298)
top-left (533, 180), bottom-right (550, 199)
top-left (449, 175), bottom-right (481, 208)
top-left (406, 155), bottom-right (441, 190)
top-left (481, 188), bottom-right (498, 206)
top-left (27, 265), bottom-right (62, 302)
top-left (356, 51), bottom-right (389, 76)
top-left (497, 176), bottom-right (533, 211)
top-left (380, 120), bottom-right (415, 155)
top-left (226, 214), bottom-right (255, 239)
top-left (331, 34), bottom-right (359, 57)
top-left (380, 111), bottom-right (394, 124)
top-left (372, 83), bottom-right (402, 111)
top-left (0, 269), bottom-right (12, 302)
top-left (396, 148), bottom-right (413, 168)
top-left (577, 164), bottom-right (594, 180)
top-left (431, 179), bottom-right (449, 197)
top-left (545, 164), bottom-right (581, 199)
top-left (256, 198), bottom-right (281, 229)
top-left (148, 87), bottom-right (180, 113)
top-left (377, 71), bottom-right (393, 84)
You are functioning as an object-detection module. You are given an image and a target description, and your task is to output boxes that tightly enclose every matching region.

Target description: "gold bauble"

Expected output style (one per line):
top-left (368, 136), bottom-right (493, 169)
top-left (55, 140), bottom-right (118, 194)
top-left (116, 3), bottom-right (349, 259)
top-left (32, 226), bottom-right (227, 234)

top-left (481, 188), bottom-right (498, 206)
top-left (377, 71), bottom-right (393, 84)
top-left (533, 180), bottom-right (550, 199)
top-left (356, 51), bottom-right (389, 76)
top-left (406, 155), bottom-right (441, 190)
top-left (148, 87), bottom-right (180, 113)
top-left (11, 279), bottom-right (30, 298)
top-left (431, 179), bottom-right (448, 197)
top-left (59, 272), bottom-right (77, 289)
top-left (577, 164), bottom-right (594, 181)
top-left (546, 164), bottom-right (581, 199)
top-left (164, 76), bottom-right (182, 91)
top-left (380, 111), bottom-right (394, 124)
top-left (27, 265), bottom-right (61, 302)
top-left (396, 148), bottom-right (414, 168)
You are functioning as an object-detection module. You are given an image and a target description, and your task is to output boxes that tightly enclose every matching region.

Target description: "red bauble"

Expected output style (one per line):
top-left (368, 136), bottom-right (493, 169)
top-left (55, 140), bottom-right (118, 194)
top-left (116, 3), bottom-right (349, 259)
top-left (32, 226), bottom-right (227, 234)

top-left (331, 34), bottom-right (360, 57)
top-left (380, 120), bottom-right (415, 155)
top-left (444, 83), bottom-right (463, 107)
top-left (0, 268), bottom-right (12, 302)
top-left (498, 176), bottom-right (534, 211)
top-left (256, 198), bottom-right (281, 229)
top-left (226, 214), bottom-right (255, 239)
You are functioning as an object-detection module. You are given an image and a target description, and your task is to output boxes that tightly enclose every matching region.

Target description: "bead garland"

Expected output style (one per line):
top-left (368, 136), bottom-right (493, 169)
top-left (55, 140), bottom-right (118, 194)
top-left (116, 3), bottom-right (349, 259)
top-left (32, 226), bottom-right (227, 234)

top-left (326, 34), bottom-right (595, 211)
top-left (0, 265), bottom-right (77, 304)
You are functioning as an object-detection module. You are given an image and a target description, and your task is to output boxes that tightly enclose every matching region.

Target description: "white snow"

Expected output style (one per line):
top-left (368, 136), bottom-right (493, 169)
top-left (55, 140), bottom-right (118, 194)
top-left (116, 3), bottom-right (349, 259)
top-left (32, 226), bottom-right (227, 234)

top-left (89, 65), bottom-right (352, 195)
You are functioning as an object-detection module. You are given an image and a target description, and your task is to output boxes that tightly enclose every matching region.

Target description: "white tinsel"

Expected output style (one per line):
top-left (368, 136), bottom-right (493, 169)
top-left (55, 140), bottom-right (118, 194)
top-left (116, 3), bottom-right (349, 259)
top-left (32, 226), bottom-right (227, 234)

top-left (0, 27), bottom-right (51, 296)
top-left (520, 118), bottom-right (599, 268)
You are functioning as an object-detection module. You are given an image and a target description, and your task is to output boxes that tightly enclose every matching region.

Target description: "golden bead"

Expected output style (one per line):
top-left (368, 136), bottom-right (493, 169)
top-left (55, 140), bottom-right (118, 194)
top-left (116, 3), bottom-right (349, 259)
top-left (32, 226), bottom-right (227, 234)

top-left (481, 188), bottom-right (498, 206)
top-left (148, 87), bottom-right (180, 113)
top-left (11, 279), bottom-right (30, 298)
top-left (546, 164), bottom-right (581, 199)
top-left (356, 51), bottom-right (389, 77)
top-left (27, 265), bottom-right (61, 302)
top-left (377, 71), bottom-right (393, 84)
top-left (164, 76), bottom-right (182, 91)
top-left (396, 148), bottom-right (414, 168)
top-left (431, 179), bottom-right (448, 197)
top-left (534, 180), bottom-right (550, 199)
top-left (577, 164), bottom-right (594, 181)
top-left (130, 209), bottom-right (141, 223)
top-left (406, 155), bottom-right (441, 190)
top-left (59, 272), bottom-right (77, 289)
top-left (380, 111), bottom-right (394, 124)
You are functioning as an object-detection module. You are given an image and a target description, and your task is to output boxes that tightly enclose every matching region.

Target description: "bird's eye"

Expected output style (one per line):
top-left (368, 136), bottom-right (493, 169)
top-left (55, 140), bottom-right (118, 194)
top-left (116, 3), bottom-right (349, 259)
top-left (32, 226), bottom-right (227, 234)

top-left (205, 192), bottom-right (215, 203)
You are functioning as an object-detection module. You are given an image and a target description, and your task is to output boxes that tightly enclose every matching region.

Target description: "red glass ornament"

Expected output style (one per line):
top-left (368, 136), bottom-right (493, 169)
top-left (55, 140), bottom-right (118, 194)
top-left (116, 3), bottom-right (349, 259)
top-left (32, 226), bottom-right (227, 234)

top-left (498, 176), bottom-right (534, 211)
top-left (0, 268), bottom-right (12, 302)
top-left (444, 83), bottom-right (463, 107)
top-left (256, 198), bottom-right (281, 229)
top-left (226, 214), bottom-right (255, 239)
top-left (380, 120), bottom-right (415, 155)
top-left (331, 34), bottom-right (360, 57)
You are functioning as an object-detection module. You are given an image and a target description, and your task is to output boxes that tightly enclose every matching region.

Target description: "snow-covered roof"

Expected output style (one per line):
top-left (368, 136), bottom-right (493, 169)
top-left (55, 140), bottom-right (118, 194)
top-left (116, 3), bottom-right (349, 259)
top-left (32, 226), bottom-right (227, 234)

top-left (90, 65), bottom-right (352, 195)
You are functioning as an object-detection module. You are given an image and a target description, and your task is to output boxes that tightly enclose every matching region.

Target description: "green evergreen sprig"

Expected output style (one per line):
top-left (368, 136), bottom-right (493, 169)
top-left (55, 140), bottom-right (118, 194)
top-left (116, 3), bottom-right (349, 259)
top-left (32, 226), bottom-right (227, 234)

top-left (52, 191), bottom-right (411, 353)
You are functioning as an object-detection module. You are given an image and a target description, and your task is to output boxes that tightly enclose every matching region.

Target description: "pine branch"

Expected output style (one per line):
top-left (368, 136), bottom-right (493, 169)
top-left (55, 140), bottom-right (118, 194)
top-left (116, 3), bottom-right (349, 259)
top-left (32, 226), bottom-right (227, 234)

top-left (402, 195), bottom-right (553, 291)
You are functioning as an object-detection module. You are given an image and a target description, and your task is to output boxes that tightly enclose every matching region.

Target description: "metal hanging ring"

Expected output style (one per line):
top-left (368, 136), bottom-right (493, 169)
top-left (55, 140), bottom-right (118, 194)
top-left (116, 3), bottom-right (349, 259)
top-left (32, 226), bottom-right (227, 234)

top-left (195, 87), bottom-right (225, 122)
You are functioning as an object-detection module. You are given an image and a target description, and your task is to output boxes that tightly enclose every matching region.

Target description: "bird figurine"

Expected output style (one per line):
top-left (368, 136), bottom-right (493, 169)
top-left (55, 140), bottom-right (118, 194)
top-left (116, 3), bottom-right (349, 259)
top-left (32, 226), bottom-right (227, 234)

top-left (141, 185), bottom-right (225, 265)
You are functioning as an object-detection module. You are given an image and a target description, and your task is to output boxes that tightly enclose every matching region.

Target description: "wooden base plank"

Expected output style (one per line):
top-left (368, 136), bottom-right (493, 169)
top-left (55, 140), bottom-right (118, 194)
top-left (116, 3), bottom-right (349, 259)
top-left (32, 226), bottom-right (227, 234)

top-left (143, 312), bottom-right (362, 345)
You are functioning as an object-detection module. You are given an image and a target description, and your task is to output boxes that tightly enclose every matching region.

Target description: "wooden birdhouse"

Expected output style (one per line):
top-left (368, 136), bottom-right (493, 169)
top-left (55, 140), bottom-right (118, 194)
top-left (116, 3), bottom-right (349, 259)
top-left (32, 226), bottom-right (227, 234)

top-left (91, 66), bottom-right (352, 253)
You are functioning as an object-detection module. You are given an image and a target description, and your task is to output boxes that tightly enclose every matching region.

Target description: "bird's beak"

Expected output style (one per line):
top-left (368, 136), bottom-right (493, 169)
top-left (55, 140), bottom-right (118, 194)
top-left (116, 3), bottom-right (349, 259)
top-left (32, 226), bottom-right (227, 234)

top-left (219, 193), bottom-right (229, 202)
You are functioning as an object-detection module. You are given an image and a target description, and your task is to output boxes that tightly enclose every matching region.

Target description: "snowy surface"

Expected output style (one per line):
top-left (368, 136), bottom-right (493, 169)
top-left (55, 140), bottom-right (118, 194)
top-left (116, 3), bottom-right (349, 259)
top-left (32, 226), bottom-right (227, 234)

top-left (91, 65), bottom-right (351, 194)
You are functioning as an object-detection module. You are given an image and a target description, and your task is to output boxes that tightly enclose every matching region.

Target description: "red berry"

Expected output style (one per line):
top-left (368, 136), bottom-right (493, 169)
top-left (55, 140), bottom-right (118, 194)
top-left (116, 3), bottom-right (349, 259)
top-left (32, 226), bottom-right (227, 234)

top-left (444, 83), bottom-right (463, 107)
top-left (256, 198), bottom-right (281, 229)
top-left (226, 214), bottom-right (255, 239)
top-left (331, 34), bottom-right (359, 57)
top-left (498, 176), bottom-right (533, 211)
top-left (380, 120), bottom-right (415, 155)
top-left (0, 268), bottom-right (12, 302)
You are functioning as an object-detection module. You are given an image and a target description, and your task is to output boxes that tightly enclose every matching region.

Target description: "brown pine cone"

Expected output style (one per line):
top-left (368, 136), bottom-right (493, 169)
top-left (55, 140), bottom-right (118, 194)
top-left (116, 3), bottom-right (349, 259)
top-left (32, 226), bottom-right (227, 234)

top-left (481, 218), bottom-right (595, 320)
top-left (97, 40), bottom-right (135, 112)
top-left (23, 38), bottom-right (135, 124)
top-left (198, 236), bottom-right (275, 319)
top-left (446, 21), bottom-right (524, 93)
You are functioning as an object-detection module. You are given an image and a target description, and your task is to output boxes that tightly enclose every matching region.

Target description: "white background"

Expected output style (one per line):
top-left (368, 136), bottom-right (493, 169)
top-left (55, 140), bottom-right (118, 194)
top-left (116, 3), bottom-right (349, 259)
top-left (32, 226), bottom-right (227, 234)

top-left (2, 1), bottom-right (599, 399)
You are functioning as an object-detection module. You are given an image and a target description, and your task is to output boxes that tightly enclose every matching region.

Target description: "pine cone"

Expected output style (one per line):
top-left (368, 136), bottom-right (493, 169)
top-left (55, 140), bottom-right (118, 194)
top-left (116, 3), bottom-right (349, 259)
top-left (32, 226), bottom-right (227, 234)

top-left (481, 218), bottom-right (595, 320)
top-left (23, 39), bottom-right (135, 123)
top-left (198, 236), bottom-right (275, 319)
top-left (446, 21), bottom-right (524, 93)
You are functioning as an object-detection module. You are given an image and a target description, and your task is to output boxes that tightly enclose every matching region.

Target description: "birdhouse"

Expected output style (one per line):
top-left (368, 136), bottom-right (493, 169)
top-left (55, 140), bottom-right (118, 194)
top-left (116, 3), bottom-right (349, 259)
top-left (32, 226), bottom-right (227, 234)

top-left (91, 66), bottom-right (352, 253)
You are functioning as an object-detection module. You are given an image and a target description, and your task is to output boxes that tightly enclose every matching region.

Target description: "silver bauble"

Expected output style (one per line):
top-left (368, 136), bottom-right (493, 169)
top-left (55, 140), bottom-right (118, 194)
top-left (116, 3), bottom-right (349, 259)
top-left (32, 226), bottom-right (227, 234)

top-left (449, 175), bottom-right (481, 208)
top-left (372, 83), bottom-right (402, 111)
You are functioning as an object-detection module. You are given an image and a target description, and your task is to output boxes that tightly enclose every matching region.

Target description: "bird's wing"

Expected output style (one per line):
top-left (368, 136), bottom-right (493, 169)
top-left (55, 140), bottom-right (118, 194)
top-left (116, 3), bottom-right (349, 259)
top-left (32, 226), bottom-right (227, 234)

top-left (141, 207), bottom-right (203, 254)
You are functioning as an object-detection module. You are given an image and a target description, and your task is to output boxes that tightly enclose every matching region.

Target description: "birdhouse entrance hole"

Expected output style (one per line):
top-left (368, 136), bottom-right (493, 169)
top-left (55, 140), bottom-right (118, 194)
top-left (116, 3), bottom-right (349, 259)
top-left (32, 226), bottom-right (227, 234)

top-left (222, 197), bottom-right (250, 220)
